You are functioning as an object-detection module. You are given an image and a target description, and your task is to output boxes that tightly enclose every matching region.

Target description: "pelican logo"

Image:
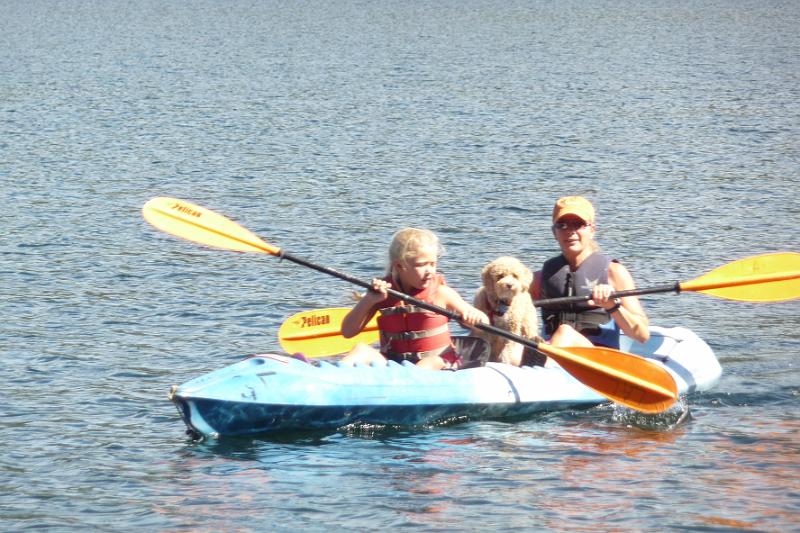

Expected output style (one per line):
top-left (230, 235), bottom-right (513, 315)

top-left (301, 314), bottom-right (331, 328)
top-left (582, 276), bottom-right (601, 292)
top-left (171, 202), bottom-right (202, 218)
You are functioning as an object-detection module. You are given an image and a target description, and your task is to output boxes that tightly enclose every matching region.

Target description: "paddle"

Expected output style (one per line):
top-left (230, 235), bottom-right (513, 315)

top-left (142, 196), bottom-right (678, 414)
top-left (534, 252), bottom-right (800, 307)
top-left (279, 307), bottom-right (378, 357)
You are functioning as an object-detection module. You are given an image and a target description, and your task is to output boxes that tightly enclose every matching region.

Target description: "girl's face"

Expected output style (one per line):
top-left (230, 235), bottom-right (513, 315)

top-left (396, 244), bottom-right (438, 290)
top-left (552, 215), bottom-right (595, 258)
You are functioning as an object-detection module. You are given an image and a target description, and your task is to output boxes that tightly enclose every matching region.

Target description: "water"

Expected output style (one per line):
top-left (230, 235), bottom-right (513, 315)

top-left (2, 0), bottom-right (799, 530)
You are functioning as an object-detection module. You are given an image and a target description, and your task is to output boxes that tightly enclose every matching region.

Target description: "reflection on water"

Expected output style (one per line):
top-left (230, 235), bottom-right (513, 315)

top-left (151, 454), bottom-right (277, 532)
top-left (151, 407), bottom-right (798, 530)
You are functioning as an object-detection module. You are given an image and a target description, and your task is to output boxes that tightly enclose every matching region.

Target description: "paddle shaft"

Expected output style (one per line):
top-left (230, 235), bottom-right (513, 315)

top-left (278, 251), bottom-right (542, 352)
top-left (534, 268), bottom-right (799, 307)
top-left (534, 283), bottom-right (679, 307)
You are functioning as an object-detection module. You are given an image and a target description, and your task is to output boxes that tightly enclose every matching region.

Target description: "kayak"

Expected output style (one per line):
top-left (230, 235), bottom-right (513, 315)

top-left (169, 326), bottom-right (722, 438)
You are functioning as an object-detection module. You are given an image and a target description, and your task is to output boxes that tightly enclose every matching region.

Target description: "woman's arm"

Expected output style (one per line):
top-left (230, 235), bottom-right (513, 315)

top-left (592, 262), bottom-right (650, 343)
top-left (530, 270), bottom-right (542, 300)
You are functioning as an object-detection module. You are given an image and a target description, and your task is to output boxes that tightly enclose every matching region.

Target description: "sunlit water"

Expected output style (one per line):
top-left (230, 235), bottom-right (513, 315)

top-left (2, 0), bottom-right (798, 531)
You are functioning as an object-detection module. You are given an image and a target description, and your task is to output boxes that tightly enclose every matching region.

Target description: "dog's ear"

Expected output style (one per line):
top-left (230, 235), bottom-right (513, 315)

top-left (520, 265), bottom-right (533, 291)
top-left (481, 262), bottom-right (494, 287)
top-left (473, 287), bottom-right (489, 311)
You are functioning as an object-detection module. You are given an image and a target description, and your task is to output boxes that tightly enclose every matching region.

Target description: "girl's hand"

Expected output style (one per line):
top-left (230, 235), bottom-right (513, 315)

top-left (460, 307), bottom-right (489, 327)
top-left (341, 279), bottom-right (388, 338)
top-left (363, 278), bottom-right (391, 302)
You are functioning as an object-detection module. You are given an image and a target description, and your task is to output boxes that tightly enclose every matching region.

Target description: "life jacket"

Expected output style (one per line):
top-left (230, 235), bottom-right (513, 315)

top-left (539, 252), bottom-right (620, 348)
top-left (376, 274), bottom-right (457, 364)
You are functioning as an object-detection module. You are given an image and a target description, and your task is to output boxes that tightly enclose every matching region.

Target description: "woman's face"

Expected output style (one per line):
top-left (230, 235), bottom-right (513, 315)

top-left (552, 215), bottom-right (595, 257)
top-left (396, 244), bottom-right (438, 290)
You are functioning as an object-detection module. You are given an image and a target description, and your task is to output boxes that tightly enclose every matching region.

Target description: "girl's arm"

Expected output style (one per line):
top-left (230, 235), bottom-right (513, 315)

top-left (341, 279), bottom-right (388, 338)
top-left (440, 286), bottom-right (489, 327)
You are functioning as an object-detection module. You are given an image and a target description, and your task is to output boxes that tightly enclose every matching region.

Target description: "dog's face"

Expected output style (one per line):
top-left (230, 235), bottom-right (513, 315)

top-left (481, 256), bottom-right (533, 303)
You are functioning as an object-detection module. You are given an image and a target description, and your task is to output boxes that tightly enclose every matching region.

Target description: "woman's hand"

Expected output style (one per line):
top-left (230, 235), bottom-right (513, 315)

top-left (588, 283), bottom-right (617, 310)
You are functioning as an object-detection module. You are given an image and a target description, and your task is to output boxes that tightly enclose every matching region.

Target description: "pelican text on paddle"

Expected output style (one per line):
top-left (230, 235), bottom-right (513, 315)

top-left (171, 202), bottom-right (202, 218)
top-left (301, 314), bottom-right (331, 328)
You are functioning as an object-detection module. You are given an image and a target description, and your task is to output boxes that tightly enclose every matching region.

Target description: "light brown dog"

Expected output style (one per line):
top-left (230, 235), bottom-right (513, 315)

top-left (473, 256), bottom-right (538, 366)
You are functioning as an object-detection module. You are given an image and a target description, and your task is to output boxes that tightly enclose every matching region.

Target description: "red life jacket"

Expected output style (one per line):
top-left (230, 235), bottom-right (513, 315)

top-left (376, 274), bottom-right (456, 363)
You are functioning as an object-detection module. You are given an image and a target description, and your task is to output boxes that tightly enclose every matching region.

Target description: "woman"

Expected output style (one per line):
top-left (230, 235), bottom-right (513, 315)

top-left (531, 196), bottom-right (649, 349)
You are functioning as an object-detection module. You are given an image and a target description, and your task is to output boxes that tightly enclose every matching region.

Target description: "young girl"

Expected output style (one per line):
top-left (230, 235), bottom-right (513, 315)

top-left (340, 227), bottom-right (488, 370)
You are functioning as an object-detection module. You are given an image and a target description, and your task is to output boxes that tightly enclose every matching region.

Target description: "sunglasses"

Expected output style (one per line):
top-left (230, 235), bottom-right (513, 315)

top-left (552, 221), bottom-right (592, 231)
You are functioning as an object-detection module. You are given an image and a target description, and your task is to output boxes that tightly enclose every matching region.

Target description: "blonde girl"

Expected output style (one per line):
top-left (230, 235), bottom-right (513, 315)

top-left (341, 228), bottom-right (488, 370)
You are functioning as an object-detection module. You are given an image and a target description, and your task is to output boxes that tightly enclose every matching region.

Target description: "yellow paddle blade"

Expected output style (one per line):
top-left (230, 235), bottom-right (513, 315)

top-left (539, 344), bottom-right (678, 414)
top-left (142, 197), bottom-right (280, 255)
top-left (278, 308), bottom-right (379, 358)
top-left (680, 252), bottom-right (800, 302)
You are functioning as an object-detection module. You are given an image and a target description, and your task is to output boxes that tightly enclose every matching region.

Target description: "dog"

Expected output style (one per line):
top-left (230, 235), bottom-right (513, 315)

top-left (473, 256), bottom-right (539, 366)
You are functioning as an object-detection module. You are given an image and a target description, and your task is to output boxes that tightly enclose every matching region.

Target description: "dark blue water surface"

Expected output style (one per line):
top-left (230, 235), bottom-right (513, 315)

top-left (2, 1), bottom-right (798, 531)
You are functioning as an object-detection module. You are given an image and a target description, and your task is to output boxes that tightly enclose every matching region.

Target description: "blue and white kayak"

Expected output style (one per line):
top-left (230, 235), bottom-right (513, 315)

top-left (169, 326), bottom-right (722, 438)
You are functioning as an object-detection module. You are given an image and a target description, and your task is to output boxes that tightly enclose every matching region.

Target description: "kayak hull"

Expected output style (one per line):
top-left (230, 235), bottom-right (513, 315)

top-left (173, 393), bottom-right (594, 438)
top-left (169, 326), bottom-right (721, 438)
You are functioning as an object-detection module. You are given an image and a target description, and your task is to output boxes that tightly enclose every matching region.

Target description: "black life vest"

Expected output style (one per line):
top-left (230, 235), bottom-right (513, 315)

top-left (539, 252), bottom-right (620, 347)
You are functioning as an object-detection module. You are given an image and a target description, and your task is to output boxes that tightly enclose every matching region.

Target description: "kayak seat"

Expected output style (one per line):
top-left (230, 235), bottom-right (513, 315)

top-left (520, 347), bottom-right (547, 367)
top-left (453, 336), bottom-right (491, 369)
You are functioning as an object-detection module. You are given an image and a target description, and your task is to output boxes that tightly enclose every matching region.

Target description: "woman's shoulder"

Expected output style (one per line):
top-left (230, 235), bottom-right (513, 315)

top-left (542, 254), bottom-right (565, 267)
top-left (608, 259), bottom-right (636, 287)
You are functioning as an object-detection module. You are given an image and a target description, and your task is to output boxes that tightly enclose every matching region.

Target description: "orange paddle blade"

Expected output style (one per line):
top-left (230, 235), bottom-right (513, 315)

top-left (142, 197), bottom-right (280, 255)
top-left (278, 308), bottom-right (379, 358)
top-left (539, 344), bottom-right (678, 413)
top-left (680, 252), bottom-right (800, 302)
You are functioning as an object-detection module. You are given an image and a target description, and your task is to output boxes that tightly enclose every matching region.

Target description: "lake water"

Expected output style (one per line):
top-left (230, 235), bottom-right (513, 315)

top-left (2, 0), bottom-right (799, 531)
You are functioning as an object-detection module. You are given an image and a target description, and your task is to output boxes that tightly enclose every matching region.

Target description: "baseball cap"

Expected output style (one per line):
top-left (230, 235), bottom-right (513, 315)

top-left (552, 196), bottom-right (595, 223)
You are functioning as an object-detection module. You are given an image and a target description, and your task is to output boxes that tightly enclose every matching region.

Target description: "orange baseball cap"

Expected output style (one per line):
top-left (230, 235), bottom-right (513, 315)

top-left (552, 196), bottom-right (595, 223)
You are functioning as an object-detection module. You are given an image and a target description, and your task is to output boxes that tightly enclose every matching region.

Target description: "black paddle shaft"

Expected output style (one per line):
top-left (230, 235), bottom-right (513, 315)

top-left (279, 250), bottom-right (540, 351)
top-left (533, 283), bottom-right (682, 308)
